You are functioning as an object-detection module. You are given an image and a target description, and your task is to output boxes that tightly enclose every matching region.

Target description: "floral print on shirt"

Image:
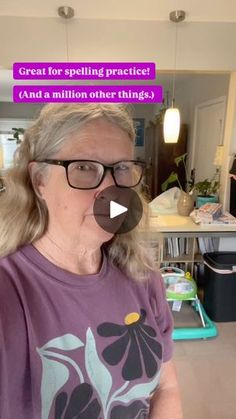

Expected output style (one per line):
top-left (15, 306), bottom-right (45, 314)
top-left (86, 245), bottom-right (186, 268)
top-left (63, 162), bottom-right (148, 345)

top-left (37, 310), bottom-right (162, 419)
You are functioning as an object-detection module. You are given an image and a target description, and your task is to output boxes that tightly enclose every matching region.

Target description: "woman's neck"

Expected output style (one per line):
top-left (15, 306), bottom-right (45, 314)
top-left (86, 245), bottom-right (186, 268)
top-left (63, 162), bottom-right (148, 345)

top-left (33, 234), bottom-right (102, 275)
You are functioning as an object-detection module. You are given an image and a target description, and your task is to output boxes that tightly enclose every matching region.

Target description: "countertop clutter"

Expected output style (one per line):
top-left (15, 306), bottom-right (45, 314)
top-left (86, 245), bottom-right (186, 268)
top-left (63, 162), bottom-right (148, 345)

top-left (149, 213), bottom-right (236, 234)
top-left (190, 203), bottom-right (236, 226)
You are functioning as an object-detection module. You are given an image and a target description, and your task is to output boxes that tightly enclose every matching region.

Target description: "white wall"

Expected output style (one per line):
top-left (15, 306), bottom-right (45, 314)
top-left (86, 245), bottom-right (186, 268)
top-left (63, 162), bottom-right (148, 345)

top-left (0, 17), bottom-right (236, 71)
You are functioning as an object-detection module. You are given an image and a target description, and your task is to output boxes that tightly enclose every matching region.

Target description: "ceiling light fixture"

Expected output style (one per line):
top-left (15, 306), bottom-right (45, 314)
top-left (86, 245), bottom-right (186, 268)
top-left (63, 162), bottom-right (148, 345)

top-left (58, 6), bottom-right (75, 61)
top-left (163, 10), bottom-right (185, 143)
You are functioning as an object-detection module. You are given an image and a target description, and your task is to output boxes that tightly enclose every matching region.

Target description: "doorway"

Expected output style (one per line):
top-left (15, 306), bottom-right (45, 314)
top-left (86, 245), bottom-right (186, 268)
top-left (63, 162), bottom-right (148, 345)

top-left (191, 96), bottom-right (226, 182)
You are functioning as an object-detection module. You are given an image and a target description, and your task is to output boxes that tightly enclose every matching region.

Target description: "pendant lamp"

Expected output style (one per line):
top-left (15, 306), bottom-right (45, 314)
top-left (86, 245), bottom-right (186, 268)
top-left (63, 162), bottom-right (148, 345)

top-left (164, 10), bottom-right (186, 143)
top-left (58, 6), bottom-right (75, 61)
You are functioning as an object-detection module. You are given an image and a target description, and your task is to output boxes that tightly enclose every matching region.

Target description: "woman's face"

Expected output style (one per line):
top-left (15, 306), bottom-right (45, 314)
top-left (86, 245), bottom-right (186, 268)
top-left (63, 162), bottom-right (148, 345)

top-left (38, 118), bottom-right (134, 249)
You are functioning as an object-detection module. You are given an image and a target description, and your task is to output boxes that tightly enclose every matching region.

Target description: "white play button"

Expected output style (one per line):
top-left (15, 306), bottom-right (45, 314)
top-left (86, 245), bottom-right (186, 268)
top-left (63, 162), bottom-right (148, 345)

top-left (94, 186), bottom-right (143, 234)
top-left (110, 200), bottom-right (128, 219)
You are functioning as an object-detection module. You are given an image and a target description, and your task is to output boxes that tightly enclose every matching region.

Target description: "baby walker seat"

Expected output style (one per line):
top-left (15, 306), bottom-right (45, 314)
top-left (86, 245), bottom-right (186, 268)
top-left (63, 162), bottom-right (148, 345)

top-left (161, 266), bottom-right (197, 300)
top-left (160, 266), bottom-right (217, 340)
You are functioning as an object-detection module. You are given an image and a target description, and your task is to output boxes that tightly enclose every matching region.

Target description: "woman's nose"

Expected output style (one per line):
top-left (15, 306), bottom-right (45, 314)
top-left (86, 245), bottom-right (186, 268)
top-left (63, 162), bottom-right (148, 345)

top-left (100, 168), bottom-right (116, 189)
top-left (94, 169), bottom-right (115, 200)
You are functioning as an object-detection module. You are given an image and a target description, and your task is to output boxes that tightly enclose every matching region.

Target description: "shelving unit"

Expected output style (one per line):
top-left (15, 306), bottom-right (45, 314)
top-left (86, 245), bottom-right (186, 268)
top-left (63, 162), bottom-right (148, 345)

top-left (143, 214), bottom-right (236, 276)
top-left (141, 215), bottom-right (236, 340)
top-left (159, 236), bottom-right (202, 276)
top-left (147, 236), bottom-right (202, 276)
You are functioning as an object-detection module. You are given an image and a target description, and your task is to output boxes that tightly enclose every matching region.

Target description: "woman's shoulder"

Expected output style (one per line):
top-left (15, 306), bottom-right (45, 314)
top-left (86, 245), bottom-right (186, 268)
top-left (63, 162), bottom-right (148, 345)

top-left (0, 246), bottom-right (23, 271)
top-left (124, 265), bottom-right (164, 294)
top-left (0, 249), bottom-right (27, 319)
top-left (135, 269), bottom-right (167, 317)
top-left (108, 254), bottom-right (164, 289)
top-left (146, 269), bottom-right (165, 293)
top-left (110, 259), bottom-right (165, 304)
top-left (0, 245), bottom-right (29, 293)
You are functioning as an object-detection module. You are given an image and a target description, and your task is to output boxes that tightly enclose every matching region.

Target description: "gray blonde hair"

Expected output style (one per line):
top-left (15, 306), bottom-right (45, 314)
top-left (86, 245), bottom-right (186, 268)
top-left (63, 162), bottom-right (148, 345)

top-left (0, 103), bottom-right (157, 280)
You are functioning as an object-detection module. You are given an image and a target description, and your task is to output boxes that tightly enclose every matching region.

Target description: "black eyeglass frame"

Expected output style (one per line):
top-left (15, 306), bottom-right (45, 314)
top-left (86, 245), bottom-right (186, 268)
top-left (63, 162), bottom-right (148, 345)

top-left (36, 159), bottom-right (146, 190)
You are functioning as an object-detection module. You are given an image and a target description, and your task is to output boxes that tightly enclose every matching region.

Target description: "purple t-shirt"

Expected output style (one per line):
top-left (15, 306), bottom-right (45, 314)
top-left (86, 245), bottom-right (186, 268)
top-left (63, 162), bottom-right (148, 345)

top-left (0, 244), bottom-right (173, 419)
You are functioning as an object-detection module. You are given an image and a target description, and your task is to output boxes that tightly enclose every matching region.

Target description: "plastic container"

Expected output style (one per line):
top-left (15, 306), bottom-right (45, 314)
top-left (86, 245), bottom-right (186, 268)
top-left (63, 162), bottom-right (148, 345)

top-left (203, 252), bottom-right (236, 322)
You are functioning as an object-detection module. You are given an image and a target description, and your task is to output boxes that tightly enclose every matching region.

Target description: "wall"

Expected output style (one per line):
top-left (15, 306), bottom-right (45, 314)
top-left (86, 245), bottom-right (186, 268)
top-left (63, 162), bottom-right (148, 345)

top-left (177, 74), bottom-right (230, 166)
top-left (0, 102), bottom-right (42, 119)
top-left (0, 17), bottom-right (236, 71)
top-left (151, 73), bottom-right (230, 168)
top-left (152, 73), bottom-right (230, 125)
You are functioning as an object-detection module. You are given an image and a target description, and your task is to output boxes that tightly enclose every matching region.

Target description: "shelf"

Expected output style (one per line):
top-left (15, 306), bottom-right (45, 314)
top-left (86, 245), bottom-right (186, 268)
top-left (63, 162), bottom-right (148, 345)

top-left (162, 256), bottom-right (194, 263)
top-left (194, 254), bottom-right (203, 263)
top-left (158, 237), bottom-right (203, 276)
top-left (145, 216), bottom-right (236, 277)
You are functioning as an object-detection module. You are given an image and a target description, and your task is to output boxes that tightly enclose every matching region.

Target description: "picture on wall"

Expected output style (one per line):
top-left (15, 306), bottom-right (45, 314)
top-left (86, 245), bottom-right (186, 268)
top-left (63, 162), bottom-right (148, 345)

top-left (133, 118), bottom-right (145, 147)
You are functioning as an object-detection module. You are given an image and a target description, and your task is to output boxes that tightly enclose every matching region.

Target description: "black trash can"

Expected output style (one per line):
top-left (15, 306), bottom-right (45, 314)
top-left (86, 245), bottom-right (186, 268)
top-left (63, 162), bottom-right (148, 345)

top-left (230, 177), bottom-right (236, 217)
top-left (203, 252), bottom-right (236, 322)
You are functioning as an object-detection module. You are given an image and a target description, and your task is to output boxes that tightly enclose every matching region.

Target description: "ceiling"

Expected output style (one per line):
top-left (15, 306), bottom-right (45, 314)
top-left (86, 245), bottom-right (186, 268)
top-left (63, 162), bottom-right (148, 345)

top-left (0, 0), bottom-right (236, 22)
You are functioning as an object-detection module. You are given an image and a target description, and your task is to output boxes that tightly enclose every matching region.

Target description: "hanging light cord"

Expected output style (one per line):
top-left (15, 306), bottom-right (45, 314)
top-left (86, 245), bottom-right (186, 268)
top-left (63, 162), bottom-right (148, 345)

top-left (65, 19), bottom-right (69, 62)
top-left (58, 6), bottom-right (75, 62)
top-left (172, 22), bottom-right (178, 107)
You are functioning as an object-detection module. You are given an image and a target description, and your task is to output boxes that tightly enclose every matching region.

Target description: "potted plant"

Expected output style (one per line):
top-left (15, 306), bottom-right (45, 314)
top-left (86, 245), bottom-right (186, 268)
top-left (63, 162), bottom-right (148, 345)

top-left (8, 127), bottom-right (25, 144)
top-left (161, 153), bottom-right (194, 193)
top-left (161, 153), bottom-right (195, 216)
top-left (194, 177), bottom-right (220, 208)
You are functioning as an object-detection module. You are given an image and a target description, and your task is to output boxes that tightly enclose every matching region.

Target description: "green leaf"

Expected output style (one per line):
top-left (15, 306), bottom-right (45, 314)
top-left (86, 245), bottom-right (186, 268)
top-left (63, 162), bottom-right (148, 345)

top-left (41, 333), bottom-right (84, 351)
top-left (12, 127), bottom-right (25, 133)
top-left (194, 178), bottom-right (219, 196)
top-left (174, 153), bottom-right (187, 167)
top-left (39, 356), bottom-right (69, 419)
top-left (85, 328), bottom-right (112, 411)
top-left (161, 172), bottom-right (178, 192)
top-left (12, 128), bottom-right (25, 142)
top-left (114, 370), bottom-right (161, 404)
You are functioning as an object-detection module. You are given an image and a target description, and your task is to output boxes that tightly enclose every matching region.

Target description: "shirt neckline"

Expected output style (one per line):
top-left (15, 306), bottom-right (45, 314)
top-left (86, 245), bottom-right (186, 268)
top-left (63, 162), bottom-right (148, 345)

top-left (19, 243), bottom-right (109, 288)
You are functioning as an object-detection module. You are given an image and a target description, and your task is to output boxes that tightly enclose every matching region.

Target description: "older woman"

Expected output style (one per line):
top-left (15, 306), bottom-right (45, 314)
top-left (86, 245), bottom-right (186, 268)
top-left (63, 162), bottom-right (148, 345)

top-left (0, 103), bottom-right (182, 419)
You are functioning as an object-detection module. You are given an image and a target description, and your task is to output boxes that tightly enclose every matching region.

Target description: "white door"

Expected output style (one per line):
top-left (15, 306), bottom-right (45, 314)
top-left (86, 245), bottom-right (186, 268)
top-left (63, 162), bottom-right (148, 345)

top-left (192, 97), bottom-right (226, 182)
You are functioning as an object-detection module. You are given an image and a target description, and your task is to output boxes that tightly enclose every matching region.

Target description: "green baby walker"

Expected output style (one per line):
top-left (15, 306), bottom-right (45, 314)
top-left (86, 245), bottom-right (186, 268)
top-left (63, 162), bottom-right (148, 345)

top-left (160, 266), bottom-right (218, 340)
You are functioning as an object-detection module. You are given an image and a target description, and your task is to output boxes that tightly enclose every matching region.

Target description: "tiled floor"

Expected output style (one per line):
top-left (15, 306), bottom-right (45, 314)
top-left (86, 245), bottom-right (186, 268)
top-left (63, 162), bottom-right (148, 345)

top-left (173, 317), bottom-right (236, 419)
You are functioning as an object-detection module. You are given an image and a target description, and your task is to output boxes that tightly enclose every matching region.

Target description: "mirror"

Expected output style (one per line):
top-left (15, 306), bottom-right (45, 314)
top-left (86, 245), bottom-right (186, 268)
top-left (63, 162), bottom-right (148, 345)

top-left (0, 70), bottom-right (231, 198)
top-left (139, 72), bottom-right (230, 198)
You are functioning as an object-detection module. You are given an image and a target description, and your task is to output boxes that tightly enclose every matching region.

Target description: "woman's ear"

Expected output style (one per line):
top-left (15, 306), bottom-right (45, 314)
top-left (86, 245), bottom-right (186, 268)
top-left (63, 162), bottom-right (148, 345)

top-left (28, 162), bottom-right (46, 198)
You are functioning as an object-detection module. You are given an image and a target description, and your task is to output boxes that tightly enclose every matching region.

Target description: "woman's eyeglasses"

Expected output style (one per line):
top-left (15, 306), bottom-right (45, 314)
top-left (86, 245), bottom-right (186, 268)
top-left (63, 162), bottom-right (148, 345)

top-left (36, 159), bottom-right (146, 190)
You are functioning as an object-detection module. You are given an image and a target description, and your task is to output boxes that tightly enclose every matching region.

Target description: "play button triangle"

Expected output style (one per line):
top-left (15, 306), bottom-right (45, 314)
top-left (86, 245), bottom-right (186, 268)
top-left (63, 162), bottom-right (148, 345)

top-left (110, 201), bottom-right (128, 219)
top-left (93, 185), bottom-right (143, 234)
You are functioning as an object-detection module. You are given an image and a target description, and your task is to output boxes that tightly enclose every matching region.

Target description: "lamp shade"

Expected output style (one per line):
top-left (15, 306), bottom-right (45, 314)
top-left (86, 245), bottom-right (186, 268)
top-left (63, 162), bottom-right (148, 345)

top-left (163, 107), bottom-right (180, 143)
